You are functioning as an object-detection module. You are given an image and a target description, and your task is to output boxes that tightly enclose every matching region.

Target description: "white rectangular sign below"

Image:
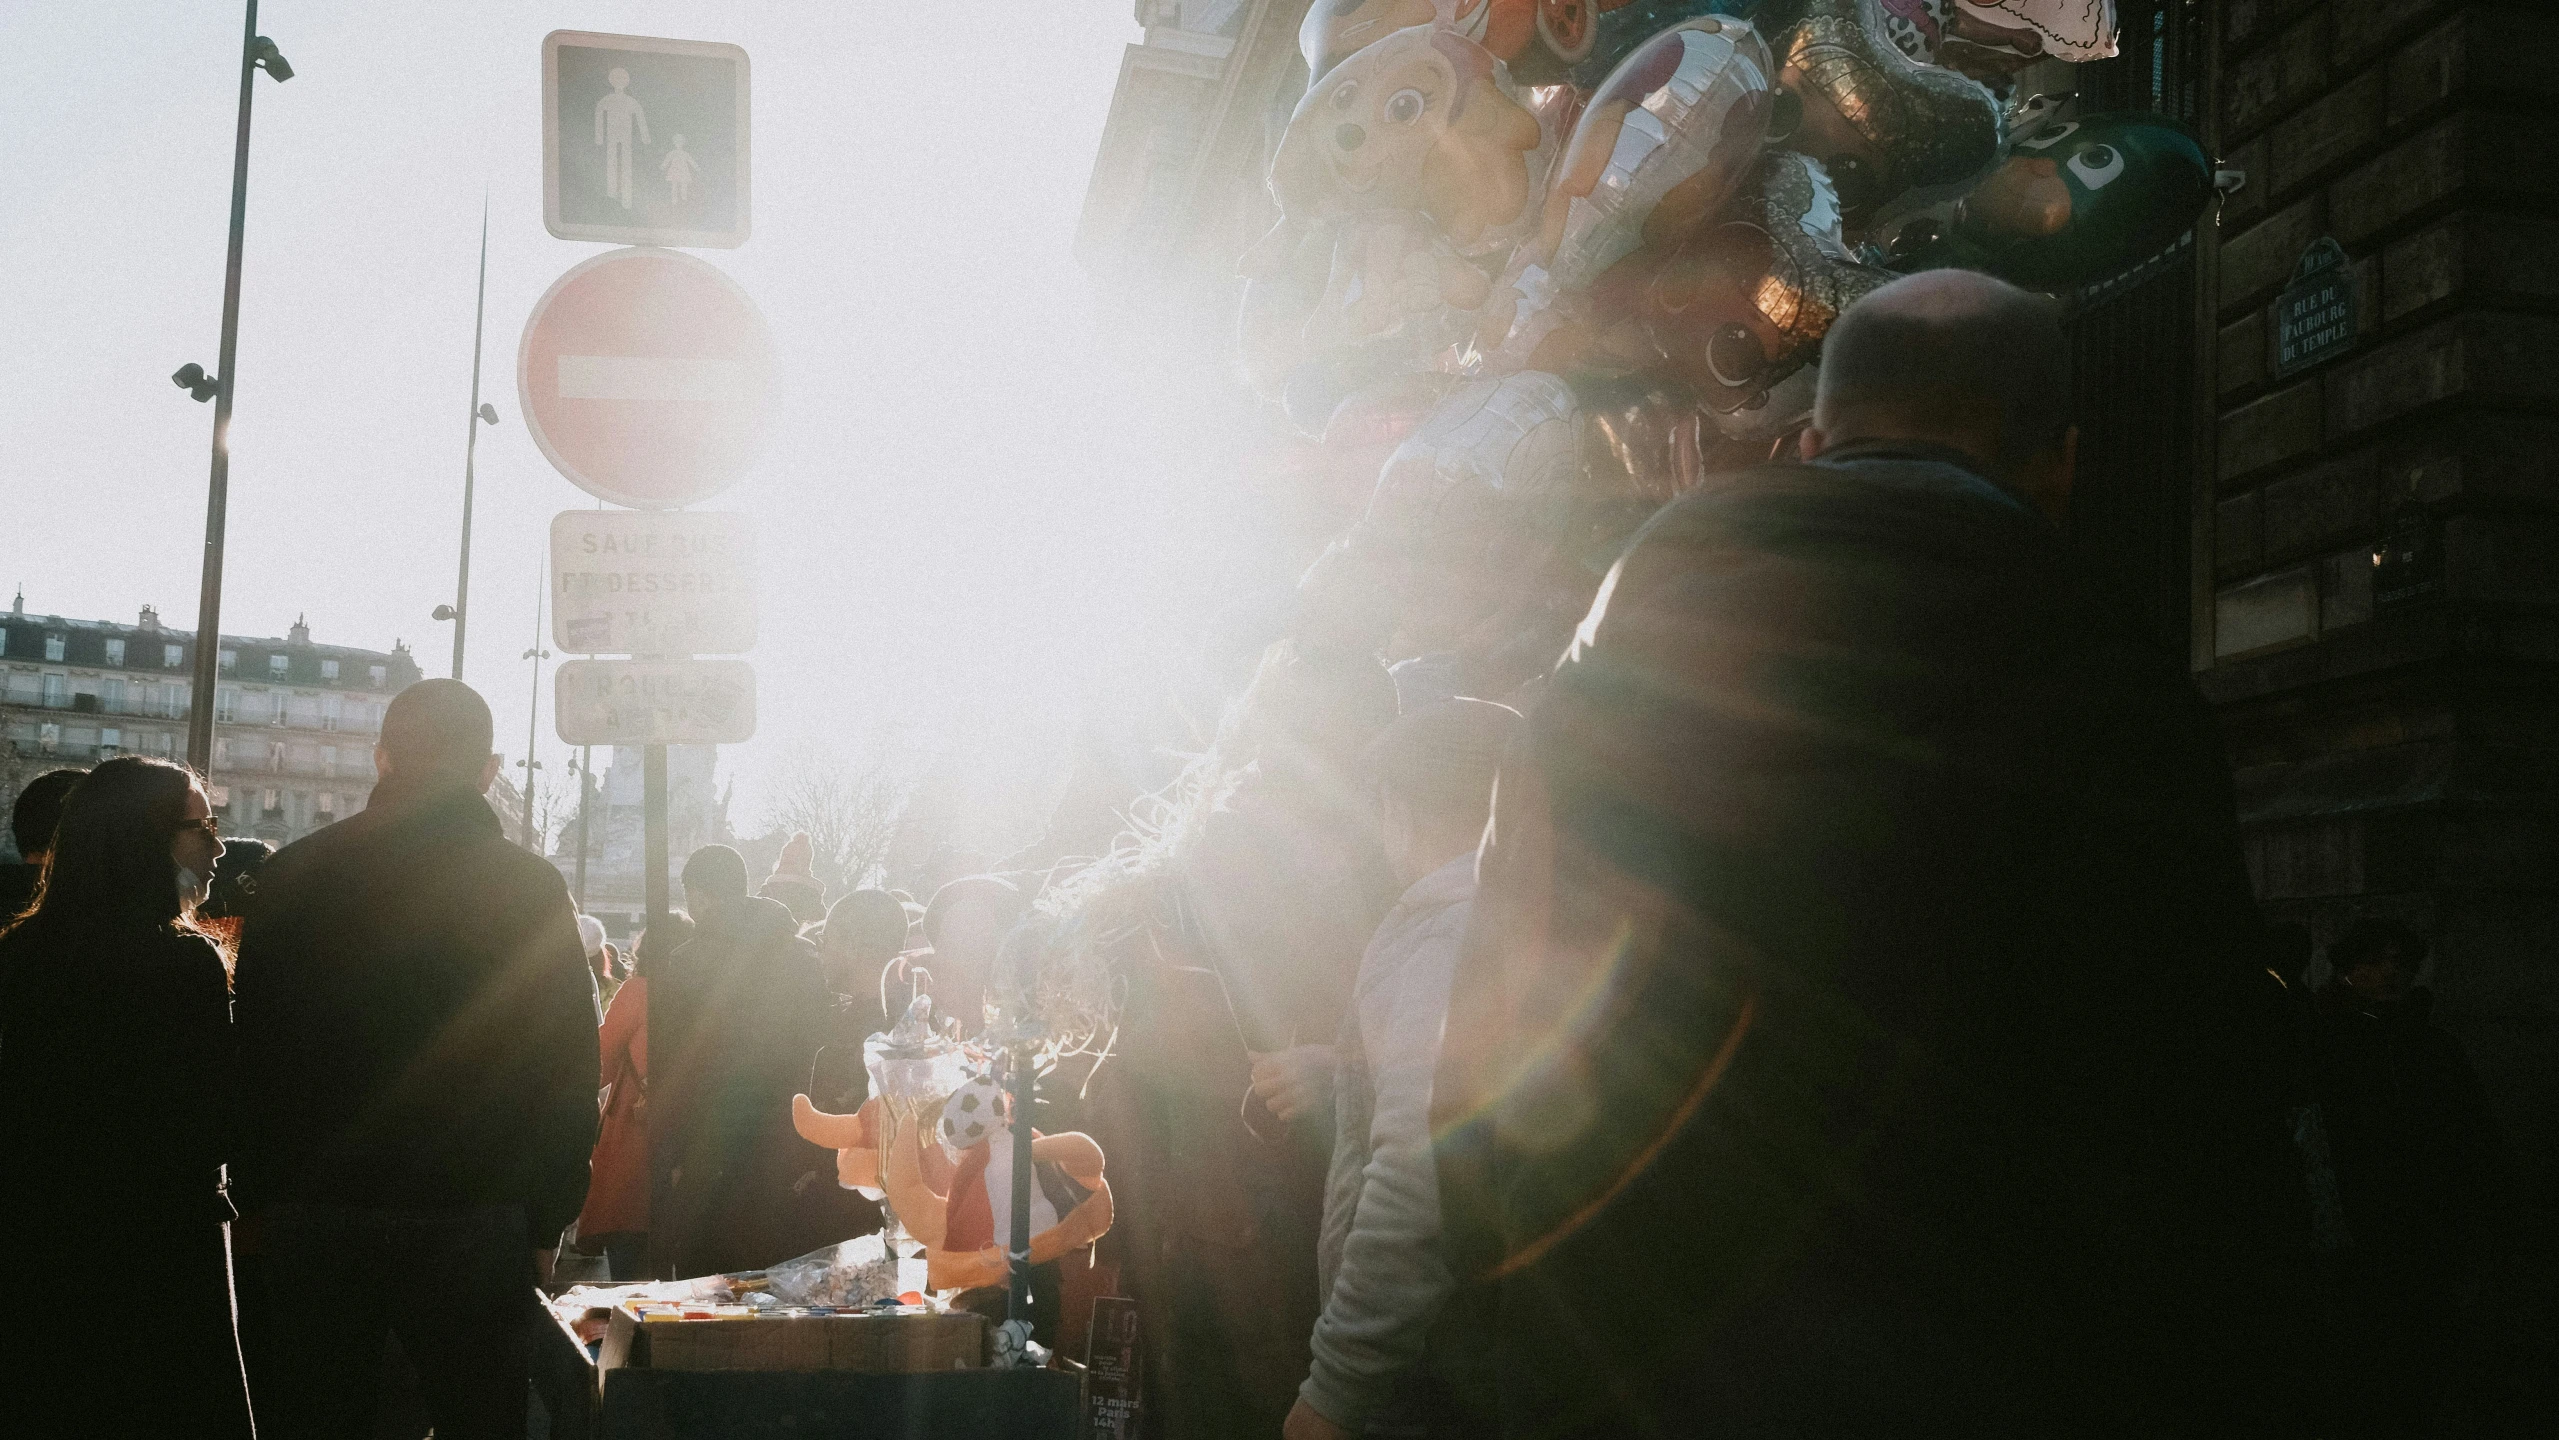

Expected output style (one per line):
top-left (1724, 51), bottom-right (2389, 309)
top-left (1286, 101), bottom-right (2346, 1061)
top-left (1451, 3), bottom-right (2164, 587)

top-left (556, 659), bottom-right (757, 746)
top-left (550, 509), bottom-right (757, 656)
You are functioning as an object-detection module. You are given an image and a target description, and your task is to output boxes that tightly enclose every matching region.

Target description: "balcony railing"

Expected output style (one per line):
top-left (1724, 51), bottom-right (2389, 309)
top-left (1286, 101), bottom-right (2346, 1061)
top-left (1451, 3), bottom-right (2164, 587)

top-left (2, 689), bottom-right (376, 732)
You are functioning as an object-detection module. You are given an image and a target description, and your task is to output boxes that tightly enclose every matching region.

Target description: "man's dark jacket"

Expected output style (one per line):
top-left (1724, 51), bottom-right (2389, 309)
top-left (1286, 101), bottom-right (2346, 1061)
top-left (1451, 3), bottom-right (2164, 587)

top-left (648, 895), bottom-right (831, 1275)
top-left (1432, 447), bottom-right (2308, 1438)
top-left (234, 779), bottom-right (599, 1243)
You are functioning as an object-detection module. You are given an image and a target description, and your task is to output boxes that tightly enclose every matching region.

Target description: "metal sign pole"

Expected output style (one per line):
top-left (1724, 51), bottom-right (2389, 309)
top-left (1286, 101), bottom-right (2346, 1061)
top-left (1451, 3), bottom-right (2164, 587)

top-left (573, 744), bottom-right (593, 910)
top-left (185, 0), bottom-right (262, 775)
top-left (644, 742), bottom-right (669, 930)
top-left (1007, 1044), bottom-right (1036, 1330)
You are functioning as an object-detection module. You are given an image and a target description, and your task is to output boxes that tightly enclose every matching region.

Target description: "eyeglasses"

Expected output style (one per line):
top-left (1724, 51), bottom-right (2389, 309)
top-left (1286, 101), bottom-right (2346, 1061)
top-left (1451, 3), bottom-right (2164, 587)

top-left (177, 816), bottom-right (221, 838)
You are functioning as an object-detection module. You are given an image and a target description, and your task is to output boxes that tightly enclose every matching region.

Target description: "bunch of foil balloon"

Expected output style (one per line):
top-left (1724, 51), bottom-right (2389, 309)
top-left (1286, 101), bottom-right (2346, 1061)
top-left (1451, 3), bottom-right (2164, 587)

top-left (1241, 0), bottom-right (2228, 673)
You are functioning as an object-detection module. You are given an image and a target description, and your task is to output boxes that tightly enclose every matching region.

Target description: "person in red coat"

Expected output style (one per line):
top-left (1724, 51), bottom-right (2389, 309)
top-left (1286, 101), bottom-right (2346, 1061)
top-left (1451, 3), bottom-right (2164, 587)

top-left (580, 913), bottom-right (691, 1280)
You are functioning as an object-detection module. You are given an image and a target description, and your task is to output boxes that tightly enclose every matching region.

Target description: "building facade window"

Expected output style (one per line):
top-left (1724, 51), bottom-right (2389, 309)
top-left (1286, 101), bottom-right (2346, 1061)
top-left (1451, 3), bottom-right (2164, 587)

top-left (220, 650), bottom-right (237, 673)
top-left (102, 678), bottom-right (125, 711)
top-left (369, 665), bottom-right (387, 688)
top-left (216, 688), bottom-right (238, 722)
top-left (321, 746), bottom-right (338, 775)
top-left (41, 674), bottom-right (65, 708)
top-left (321, 658), bottom-right (339, 681)
top-left (316, 791), bottom-right (337, 816)
top-left (164, 643), bottom-right (182, 668)
top-left (214, 737), bottom-right (229, 766)
top-left (105, 638), bottom-right (125, 666)
top-left (261, 789), bottom-right (279, 813)
top-left (322, 694), bottom-right (343, 730)
top-left (269, 742), bottom-right (285, 771)
top-left (269, 654), bottom-right (288, 677)
top-left (99, 728), bottom-right (122, 755)
top-left (152, 733), bottom-right (174, 758)
top-left (44, 634), bottom-right (65, 661)
top-left (38, 723), bottom-right (60, 752)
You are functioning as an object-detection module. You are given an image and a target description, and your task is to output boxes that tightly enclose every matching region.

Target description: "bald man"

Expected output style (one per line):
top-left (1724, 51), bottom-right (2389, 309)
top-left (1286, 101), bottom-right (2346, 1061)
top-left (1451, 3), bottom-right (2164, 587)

top-left (1432, 273), bottom-right (2309, 1437)
top-left (236, 680), bottom-right (598, 1440)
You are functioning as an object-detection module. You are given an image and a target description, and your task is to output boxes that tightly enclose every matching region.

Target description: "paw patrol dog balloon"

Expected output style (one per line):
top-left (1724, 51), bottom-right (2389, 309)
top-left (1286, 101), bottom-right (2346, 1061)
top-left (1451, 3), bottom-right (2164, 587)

top-left (1269, 25), bottom-right (1547, 252)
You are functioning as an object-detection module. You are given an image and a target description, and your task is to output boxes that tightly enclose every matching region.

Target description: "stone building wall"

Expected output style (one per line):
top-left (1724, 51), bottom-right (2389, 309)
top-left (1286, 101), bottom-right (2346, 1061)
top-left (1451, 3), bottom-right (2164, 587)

top-left (2200, 0), bottom-right (2559, 1408)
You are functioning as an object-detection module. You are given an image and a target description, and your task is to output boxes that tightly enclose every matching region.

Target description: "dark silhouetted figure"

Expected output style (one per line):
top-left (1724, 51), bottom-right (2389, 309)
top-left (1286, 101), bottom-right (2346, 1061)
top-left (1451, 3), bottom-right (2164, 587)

top-left (650, 845), bottom-right (832, 1277)
top-left (809, 887), bottom-right (914, 1115)
top-left (1435, 271), bottom-right (2310, 1439)
top-left (1, 765), bottom-right (85, 918)
top-left (237, 679), bottom-right (598, 1440)
top-left (1287, 699), bottom-right (1521, 1440)
top-left (1090, 644), bottom-right (1399, 1440)
top-left (2310, 918), bottom-right (2504, 1438)
top-left (0, 757), bottom-right (250, 1438)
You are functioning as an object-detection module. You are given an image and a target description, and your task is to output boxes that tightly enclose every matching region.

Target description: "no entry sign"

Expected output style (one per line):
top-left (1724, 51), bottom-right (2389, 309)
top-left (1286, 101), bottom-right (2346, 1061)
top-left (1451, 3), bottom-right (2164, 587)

top-left (518, 247), bottom-right (774, 509)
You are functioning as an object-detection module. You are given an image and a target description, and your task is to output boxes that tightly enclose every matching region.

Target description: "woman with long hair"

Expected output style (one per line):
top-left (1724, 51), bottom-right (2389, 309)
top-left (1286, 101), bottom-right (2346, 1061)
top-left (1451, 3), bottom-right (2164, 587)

top-left (0, 756), bottom-right (253, 1437)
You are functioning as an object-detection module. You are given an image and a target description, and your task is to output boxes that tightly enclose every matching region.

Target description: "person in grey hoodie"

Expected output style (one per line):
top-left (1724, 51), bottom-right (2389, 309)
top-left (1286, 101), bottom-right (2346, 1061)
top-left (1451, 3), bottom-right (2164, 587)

top-left (1285, 698), bottom-right (1522, 1440)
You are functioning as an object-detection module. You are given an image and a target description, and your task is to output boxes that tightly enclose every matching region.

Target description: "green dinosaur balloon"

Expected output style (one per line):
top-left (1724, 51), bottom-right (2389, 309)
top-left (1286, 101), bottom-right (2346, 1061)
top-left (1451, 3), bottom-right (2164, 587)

top-left (1940, 111), bottom-right (2216, 289)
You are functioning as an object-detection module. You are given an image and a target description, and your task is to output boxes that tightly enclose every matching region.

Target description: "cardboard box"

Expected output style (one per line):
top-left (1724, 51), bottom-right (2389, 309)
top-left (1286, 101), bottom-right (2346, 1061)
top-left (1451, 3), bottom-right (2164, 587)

top-left (601, 1309), bottom-right (987, 1376)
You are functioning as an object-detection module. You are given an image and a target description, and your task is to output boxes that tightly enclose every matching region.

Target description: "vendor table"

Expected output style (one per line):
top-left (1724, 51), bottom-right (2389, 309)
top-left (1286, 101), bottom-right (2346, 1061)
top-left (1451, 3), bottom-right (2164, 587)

top-left (601, 1368), bottom-right (1081, 1439)
top-left (535, 1292), bottom-right (1082, 1440)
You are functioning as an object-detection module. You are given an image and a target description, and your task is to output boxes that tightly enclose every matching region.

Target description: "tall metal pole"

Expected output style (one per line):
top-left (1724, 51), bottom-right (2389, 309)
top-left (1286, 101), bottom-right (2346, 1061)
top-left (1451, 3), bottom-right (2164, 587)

top-left (572, 744), bottom-right (593, 909)
top-left (643, 745), bottom-right (670, 929)
top-left (452, 200), bottom-right (491, 681)
top-left (521, 554), bottom-right (548, 851)
top-left (1006, 1044), bottom-right (1037, 1333)
top-left (185, 0), bottom-right (262, 775)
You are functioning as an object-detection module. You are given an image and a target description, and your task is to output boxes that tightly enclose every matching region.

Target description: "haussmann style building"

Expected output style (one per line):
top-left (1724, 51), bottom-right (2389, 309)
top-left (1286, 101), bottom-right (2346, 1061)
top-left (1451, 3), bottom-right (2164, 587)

top-left (0, 594), bottom-right (424, 857)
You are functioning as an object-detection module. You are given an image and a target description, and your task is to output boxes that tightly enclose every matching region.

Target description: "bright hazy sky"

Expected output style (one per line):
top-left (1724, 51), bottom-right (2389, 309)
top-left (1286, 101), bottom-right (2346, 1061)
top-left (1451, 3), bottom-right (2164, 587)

top-left (2, 3), bottom-right (1256, 827)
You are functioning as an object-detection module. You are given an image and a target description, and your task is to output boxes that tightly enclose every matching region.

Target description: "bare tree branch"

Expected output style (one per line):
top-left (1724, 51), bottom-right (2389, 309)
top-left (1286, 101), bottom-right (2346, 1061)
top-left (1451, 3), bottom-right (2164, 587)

top-left (759, 736), bottom-right (921, 894)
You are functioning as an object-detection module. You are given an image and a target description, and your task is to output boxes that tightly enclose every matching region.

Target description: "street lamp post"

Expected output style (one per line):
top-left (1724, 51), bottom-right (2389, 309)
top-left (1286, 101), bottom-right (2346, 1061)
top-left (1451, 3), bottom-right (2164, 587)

top-left (445, 202), bottom-right (502, 681)
top-left (178, 4), bottom-right (291, 775)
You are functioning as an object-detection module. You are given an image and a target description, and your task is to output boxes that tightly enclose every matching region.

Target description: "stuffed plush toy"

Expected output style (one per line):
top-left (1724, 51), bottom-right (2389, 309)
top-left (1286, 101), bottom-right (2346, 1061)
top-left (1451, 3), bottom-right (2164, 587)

top-left (790, 1076), bottom-right (1113, 1293)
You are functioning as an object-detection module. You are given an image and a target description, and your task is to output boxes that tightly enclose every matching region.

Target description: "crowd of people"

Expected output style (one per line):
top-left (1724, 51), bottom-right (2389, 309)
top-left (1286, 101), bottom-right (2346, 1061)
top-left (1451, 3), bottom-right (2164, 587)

top-left (0, 275), bottom-right (2513, 1438)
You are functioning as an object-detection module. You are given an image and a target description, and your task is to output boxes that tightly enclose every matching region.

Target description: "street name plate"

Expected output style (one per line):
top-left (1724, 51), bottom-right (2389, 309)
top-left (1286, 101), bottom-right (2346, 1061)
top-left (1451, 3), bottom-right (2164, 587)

top-left (556, 659), bottom-right (756, 745)
top-left (550, 510), bottom-right (757, 655)
top-left (2275, 237), bottom-right (2357, 377)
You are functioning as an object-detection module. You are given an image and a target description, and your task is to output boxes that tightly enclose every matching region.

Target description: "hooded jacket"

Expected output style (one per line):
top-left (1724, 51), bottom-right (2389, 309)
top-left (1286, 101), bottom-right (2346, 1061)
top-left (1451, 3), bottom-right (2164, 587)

top-left (234, 779), bottom-right (599, 1242)
top-left (1304, 854), bottom-right (1474, 1430)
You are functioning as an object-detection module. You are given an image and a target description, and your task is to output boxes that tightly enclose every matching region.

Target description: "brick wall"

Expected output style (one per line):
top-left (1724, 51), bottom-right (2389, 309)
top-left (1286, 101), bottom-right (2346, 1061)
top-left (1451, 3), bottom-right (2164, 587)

top-left (2200, 0), bottom-right (2559, 1415)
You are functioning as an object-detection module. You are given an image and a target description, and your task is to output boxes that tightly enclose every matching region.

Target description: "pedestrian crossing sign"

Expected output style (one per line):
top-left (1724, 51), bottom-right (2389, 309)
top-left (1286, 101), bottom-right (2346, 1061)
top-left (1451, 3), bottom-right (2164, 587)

top-left (543, 31), bottom-right (750, 249)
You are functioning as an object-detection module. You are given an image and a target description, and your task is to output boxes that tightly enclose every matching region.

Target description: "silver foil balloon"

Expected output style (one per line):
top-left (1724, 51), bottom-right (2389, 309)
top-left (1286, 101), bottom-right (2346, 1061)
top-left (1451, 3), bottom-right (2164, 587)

top-left (1539, 17), bottom-right (1778, 295)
